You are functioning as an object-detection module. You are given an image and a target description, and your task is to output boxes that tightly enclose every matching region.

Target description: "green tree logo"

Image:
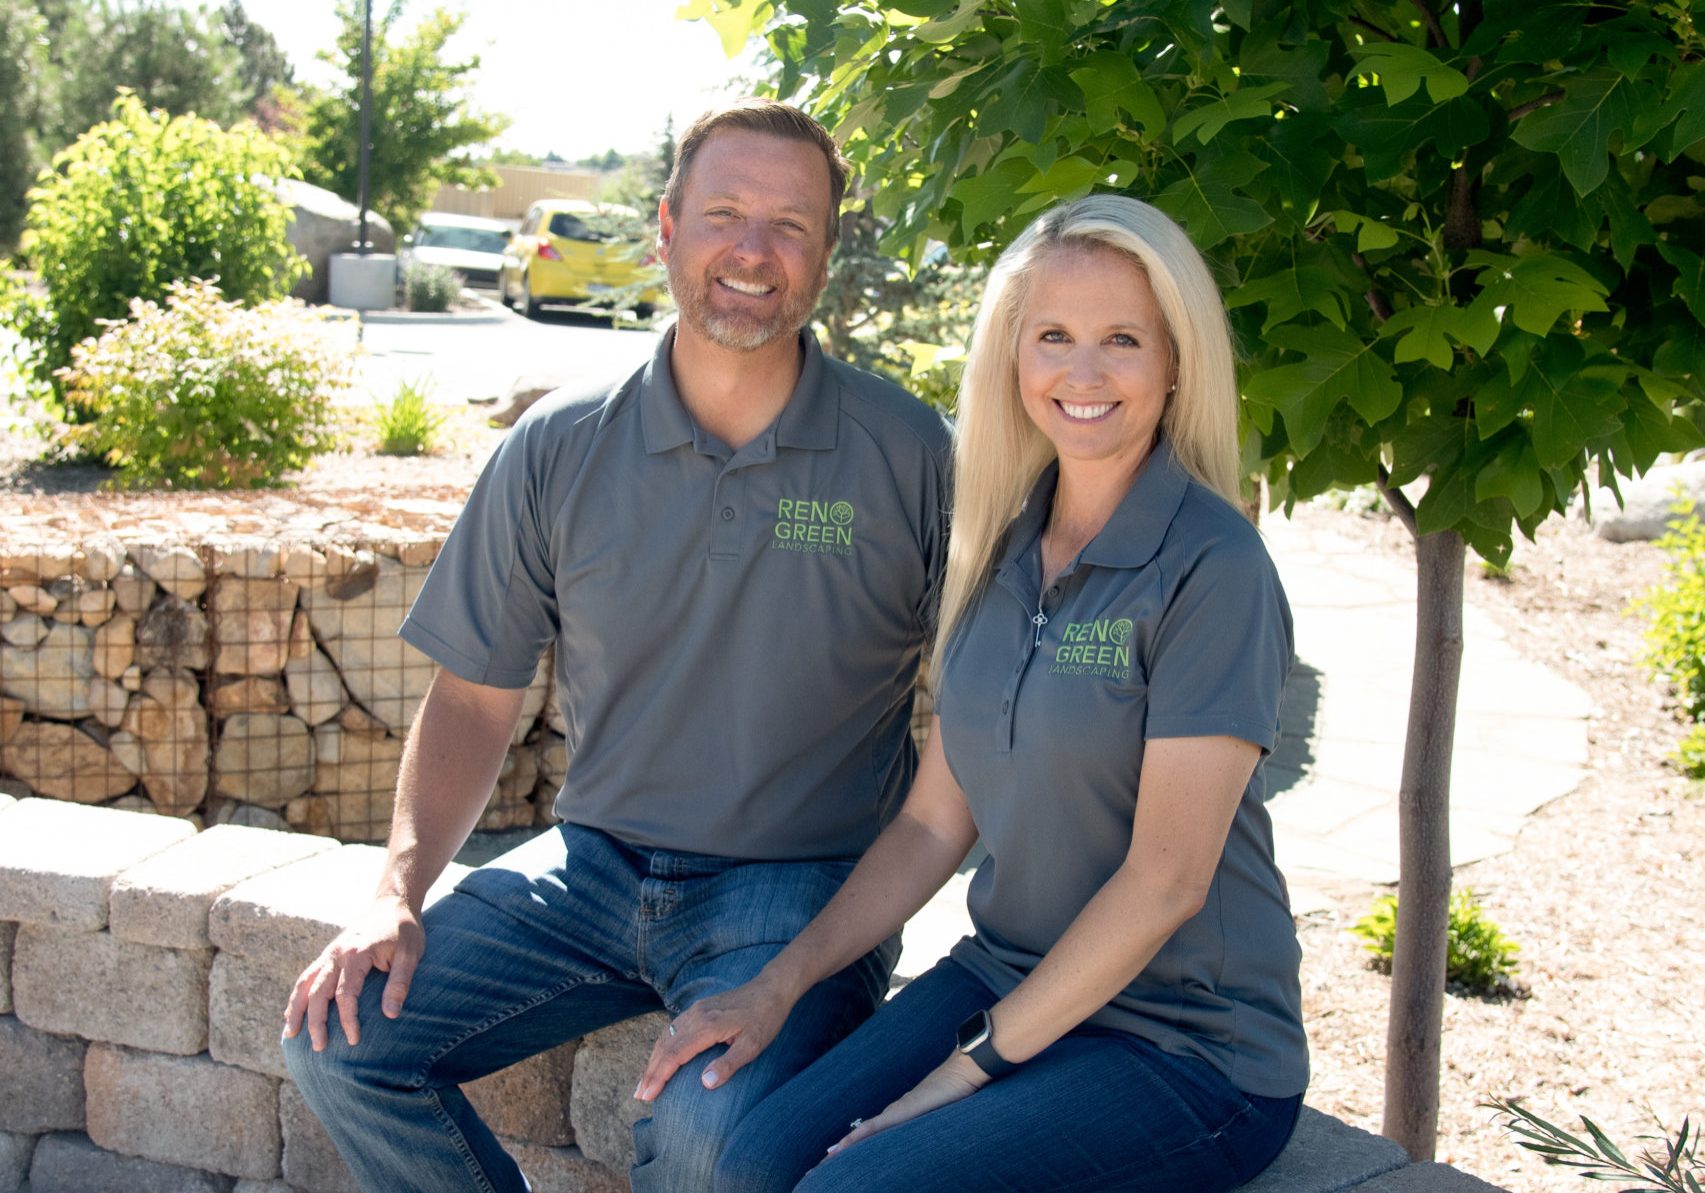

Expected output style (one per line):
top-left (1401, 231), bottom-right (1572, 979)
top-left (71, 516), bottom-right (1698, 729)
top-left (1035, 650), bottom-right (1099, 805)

top-left (829, 501), bottom-right (855, 526)
top-left (1109, 619), bottom-right (1133, 646)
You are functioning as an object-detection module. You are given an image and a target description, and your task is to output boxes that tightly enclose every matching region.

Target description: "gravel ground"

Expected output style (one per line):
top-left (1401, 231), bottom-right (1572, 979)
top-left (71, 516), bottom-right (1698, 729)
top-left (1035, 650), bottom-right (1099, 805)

top-left (1285, 501), bottom-right (1705, 1192)
top-left (4, 417), bottom-right (1700, 1191)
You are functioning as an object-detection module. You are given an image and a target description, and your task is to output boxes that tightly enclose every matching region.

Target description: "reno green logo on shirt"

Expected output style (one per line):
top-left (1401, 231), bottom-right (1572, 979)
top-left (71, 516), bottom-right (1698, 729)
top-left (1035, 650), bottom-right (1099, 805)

top-left (1049, 617), bottom-right (1134, 679)
top-left (773, 497), bottom-right (856, 557)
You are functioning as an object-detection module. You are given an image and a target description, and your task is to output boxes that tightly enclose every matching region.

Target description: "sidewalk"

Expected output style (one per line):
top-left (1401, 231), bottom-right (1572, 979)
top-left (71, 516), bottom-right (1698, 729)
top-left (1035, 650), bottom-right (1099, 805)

top-left (896, 508), bottom-right (1591, 977)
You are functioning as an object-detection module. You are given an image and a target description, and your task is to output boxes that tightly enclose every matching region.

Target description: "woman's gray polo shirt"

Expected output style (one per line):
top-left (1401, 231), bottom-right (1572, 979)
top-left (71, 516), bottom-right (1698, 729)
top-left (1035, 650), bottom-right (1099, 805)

top-left (937, 439), bottom-right (1307, 1098)
top-left (400, 329), bottom-right (951, 862)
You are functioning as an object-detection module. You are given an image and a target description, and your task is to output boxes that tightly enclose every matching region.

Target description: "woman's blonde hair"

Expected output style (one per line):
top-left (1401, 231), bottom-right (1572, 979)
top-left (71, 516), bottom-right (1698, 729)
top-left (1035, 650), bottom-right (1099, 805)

top-left (931, 195), bottom-right (1242, 685)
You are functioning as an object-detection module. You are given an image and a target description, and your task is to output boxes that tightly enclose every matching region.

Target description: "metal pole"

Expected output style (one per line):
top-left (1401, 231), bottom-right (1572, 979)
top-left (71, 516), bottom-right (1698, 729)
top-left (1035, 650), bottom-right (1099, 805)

top-left (356, 0), bottom-right (373, 255)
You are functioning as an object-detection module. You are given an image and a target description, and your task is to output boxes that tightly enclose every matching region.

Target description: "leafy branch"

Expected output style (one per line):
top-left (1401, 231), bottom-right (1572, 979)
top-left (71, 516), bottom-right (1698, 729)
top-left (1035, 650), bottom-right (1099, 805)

top-left (1485, 1098), bottom-right (1703, 1192)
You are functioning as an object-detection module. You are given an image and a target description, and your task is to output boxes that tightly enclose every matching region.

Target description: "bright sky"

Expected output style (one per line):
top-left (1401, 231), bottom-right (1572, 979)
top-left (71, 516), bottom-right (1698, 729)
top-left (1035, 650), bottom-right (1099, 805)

top-left (197, 0), bottom-right (759, 161)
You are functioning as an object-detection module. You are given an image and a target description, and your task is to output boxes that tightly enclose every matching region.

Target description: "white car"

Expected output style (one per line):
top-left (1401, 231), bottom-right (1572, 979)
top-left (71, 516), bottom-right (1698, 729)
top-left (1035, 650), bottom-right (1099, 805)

top-left (399, 213), bottom-right (514, 289)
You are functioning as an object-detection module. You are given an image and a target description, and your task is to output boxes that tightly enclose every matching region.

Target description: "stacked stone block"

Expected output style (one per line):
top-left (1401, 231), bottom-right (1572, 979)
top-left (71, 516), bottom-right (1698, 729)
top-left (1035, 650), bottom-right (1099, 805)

top-left (0, 797), bottom-right (659, 1193)
top-left (1, 535), bottom-right (558, 843)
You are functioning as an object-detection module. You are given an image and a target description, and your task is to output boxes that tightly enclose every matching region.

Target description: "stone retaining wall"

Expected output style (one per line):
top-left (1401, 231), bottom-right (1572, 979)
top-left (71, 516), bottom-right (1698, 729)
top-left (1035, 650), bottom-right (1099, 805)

top-left (0, 533), bottom-right (555, 841)
top-left (0, 792), bottom-right (1510, 1193)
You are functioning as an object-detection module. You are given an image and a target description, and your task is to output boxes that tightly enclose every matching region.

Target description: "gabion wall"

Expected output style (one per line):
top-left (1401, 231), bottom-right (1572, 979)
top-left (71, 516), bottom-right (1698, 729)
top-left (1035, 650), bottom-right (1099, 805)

top-left (0, 535), bottom-right (558, 841)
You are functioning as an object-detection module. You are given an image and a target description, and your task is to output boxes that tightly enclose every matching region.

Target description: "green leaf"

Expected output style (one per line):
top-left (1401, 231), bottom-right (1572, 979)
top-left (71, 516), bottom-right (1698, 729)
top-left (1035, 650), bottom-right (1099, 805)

top-left (1016, 155), bottom-right (1103, 196)
top-left (1415, 454), bottom-right (1477, 535)
top-left (1509, 69), bottom-right (1642, 195)
top-left (1256, 111), bottom-right (1339, 213)
top-left (1068, 51), bottom-right (1165, 135)
top-left (1330, 210), bottom-right (1399, 251)
top-left (1013, 0), bottom-right (1072, 64)
top-left (1658, 61), bottom-right (1705, 155)
top-left (1348, 43), bottom-right (1470, 106)
top-left (1227, 263), bottom-right (1349, 332)
top-left (675, 0), bottom-right (771, 57)
top-left (1243, 324), bottom-right (1402, 455)
top-left (1412, 95), bottom-right (1493, 159)
top-left (1390, 413), bottom-right (1467, 487)
top-left (949, 156), bottom-right (1035, 235)
top-left (1172, 81), bottom-right (1288, 145)
top-left (912, 0), bottom-right (984, 44)
top-left (1473, 251), bottom-right (1610, 336)
top-left (1474, 435), bottom-right (1545, 517)
top-left (1379, 303), bottom-right (1483, 369)
top-left (1151, 181), bottom-right (1272, 251)
top-left (978, 61), bottom-right (1080, 143)
top-left (1521, 338), bottom-right (1626, 467)
top-left (1658, 241), bottom-right (1705, 328)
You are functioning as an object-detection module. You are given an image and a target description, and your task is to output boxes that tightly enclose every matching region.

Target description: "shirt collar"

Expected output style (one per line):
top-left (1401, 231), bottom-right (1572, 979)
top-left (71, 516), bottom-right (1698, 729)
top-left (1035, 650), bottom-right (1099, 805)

top-left (639, 325), bottom-right (839, 455)
top-left (997, 435), bottom-right (1192, 575)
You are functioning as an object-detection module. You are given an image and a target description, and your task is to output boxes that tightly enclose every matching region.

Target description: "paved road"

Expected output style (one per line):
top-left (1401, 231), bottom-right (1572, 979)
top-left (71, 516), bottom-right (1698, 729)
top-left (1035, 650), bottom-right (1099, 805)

top-left (345, 301), bottom-right (662, 408)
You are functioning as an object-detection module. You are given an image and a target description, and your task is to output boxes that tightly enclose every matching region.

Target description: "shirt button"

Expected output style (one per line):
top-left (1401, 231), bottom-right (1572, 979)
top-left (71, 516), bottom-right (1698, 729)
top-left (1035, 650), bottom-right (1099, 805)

top-left (1001, 700), bottom-right (1010, 713)
top-left (720, 507), bottom-right (735, 521)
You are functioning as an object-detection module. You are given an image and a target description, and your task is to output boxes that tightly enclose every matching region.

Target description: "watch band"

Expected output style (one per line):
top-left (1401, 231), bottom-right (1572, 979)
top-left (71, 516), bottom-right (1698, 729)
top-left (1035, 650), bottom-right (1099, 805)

top-left (955, 1009), bottom-right (1020, 1079)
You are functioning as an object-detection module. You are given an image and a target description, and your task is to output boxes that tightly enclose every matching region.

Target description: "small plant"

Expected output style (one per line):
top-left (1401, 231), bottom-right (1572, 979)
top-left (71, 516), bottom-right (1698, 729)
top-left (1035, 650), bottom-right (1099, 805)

top-left (1633, 505), bottom-right (1705, 773)
top-left (59, 278), bottom-right (350, 487)
top-left (1485, 1097), bottom-right (1702, 1192)
top-left (1349, 889), bottom-right (1521, 995)
top-left (372, 378), bottom-right (445, 456)
top-left (402, 261), bottom-right (462, 312)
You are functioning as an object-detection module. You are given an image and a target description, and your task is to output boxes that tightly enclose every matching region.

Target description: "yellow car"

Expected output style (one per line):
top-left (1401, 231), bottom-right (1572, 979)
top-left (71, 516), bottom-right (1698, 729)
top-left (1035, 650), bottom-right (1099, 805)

top-left (498, 199), bottom-right (663, 319)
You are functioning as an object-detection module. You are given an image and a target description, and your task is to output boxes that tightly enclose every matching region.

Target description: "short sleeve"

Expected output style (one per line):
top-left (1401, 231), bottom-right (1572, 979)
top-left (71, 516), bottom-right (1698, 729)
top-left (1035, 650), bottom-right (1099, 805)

top-left (398, 417), bottom-right (561, 689)
top-left (1143, 528), bottom-right (1293, 751)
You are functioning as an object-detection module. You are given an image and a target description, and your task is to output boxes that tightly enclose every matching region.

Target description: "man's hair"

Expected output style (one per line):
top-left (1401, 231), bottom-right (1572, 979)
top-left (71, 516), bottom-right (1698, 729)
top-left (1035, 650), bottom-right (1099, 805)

top-left (662, 98), bottom-right (851, 247)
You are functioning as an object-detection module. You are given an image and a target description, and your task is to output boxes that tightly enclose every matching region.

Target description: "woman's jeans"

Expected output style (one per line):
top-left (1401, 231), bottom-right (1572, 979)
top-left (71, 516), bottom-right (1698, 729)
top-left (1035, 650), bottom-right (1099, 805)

top-left (714, 959), bottom-right (1302, 1193)
top-left (281, 824), bottom-right (896, 1193)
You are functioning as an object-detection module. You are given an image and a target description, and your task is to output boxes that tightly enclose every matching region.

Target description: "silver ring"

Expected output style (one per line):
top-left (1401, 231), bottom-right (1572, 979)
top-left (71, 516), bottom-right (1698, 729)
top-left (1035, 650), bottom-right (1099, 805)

top-left (668, 1022), bottom-right (677, 1037)
top-left (849, 1118), bottom-right (864, 1130)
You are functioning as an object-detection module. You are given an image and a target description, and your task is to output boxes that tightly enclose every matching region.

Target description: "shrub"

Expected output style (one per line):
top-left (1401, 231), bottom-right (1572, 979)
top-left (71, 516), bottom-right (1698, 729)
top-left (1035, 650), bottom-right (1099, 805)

top-left (59, 279), bottom-right (350, 487)
top-left (20, 94), bottom-right (307, 402)
top-left (402, 260), bottom-right (461, 312)
top-left (1636, 505), bottom-right (1705, 727)
top-left (373, 378), bottom-right (446, 456)
top-left (1349, 889), bottom-right (1521, 995)
top-left (1485, 1097), bottom-right (1702, 1192)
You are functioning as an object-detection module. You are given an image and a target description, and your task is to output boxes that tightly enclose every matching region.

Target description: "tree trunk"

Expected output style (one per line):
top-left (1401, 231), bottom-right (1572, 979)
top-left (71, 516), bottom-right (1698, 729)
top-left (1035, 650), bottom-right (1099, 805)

top-left (1382, 528), bottom-right (1465, 1159)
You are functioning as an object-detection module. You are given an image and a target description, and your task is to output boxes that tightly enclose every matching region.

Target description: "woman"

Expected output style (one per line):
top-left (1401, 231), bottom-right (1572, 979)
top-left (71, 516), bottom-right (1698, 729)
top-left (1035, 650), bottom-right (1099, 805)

top-left (635, 194), bottom-right (1307, 1192)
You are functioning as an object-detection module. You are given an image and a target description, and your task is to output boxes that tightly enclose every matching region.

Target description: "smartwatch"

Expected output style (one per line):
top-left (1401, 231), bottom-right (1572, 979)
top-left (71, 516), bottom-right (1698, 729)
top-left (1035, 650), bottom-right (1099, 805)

top-left (955, 1009), bottom-right (1020, 1079)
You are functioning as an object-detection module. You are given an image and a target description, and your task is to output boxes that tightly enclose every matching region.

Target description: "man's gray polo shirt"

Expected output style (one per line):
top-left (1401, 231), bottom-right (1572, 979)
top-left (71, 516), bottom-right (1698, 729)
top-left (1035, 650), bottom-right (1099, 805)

top-left (400, 328), bottom-right (951, 861)
top-left (936, 438), bottom-right (1307, 1098)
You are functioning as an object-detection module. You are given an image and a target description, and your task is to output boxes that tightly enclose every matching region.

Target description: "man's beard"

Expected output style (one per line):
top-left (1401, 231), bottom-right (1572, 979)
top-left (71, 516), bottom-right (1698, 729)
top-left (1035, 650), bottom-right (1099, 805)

top-left (668, 259), bottom-right (823, 352)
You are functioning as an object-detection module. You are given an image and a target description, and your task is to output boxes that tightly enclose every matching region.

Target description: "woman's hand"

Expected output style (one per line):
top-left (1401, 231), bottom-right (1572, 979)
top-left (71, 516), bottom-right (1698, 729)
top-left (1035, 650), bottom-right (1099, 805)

top-left (635, 974), bottom-right (798, 1101)
top-left (825, 1051), bottom-right (990, 1154)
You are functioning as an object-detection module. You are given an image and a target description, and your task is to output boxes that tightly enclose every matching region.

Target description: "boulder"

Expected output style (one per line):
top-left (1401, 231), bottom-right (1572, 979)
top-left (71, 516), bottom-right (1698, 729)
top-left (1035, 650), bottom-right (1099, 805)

top-left (0, 620), bottom-right (95, 719)
top-left (92, 612), bottom-right (136, 679)
top-left (281, 178), bottom-right (396, 304)
top-left (299, 557), bottom-right (435, 733)
top-left (135, 594), bottom-right (211, 672)
top-left (0, 722), bottom-right (133, 802)
top-left (209, 575), bottom-right (301, 675)
top-left (131, 544), bottom-right (206, 601)
top-left (122, 670), bottom-right (209, 814)
top-left (310, 720), bottom-right (403, 840)
top-left (285, 642), bottom-right (346, 725)
top-left (211, 675), bottom-right (292, 718)
top-left (214, 713), bottom-right (315, 806)
top-left (1589, 458), bottom-right (1705, 541)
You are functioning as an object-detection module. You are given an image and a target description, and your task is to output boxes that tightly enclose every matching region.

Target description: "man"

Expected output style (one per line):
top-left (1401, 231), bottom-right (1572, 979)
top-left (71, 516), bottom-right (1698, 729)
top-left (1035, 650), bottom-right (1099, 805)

top-left (281, 99), bottom-right (950, 1193)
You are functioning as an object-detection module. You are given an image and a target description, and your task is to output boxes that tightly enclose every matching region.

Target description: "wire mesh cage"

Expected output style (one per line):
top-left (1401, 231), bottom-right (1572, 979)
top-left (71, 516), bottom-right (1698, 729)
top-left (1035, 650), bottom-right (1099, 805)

top-left (0, 534), bottom-right (556, 841)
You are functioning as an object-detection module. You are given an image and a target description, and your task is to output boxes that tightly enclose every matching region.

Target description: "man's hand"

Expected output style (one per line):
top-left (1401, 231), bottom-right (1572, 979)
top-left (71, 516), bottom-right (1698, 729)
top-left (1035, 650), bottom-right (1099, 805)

top-left (825, 1052), bottom-right (989, 1155)
top-left (282, 895), bottom-right (424, 1052)
top-left (634, 974), bottom-right (798, 1101)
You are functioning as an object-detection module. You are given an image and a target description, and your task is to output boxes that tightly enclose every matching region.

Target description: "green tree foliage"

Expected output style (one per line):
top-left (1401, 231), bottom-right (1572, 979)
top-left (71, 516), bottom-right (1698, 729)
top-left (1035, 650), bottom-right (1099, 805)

top-left (0, 0), bottom-right (47, 252)
top-left (684, 0), bottom-right (1705, 1160)
top-left (814, 203), bottom-right (984, 412)
top-left (298, 1), bottom-right (508, 232)
top-left (2, 1), bottom-right (292, 252)
top-left (20, 93), bottom-right (307, 396)
top-left (45, 1), bottom-right (288, 143)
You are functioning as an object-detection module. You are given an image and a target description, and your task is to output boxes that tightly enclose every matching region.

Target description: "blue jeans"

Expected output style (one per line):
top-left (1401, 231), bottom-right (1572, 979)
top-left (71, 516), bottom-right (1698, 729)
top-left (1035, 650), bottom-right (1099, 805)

top-left (282, 824), bottom-right (896, 1193)
top-left (714, 959), bottom-right (1302, 1193)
